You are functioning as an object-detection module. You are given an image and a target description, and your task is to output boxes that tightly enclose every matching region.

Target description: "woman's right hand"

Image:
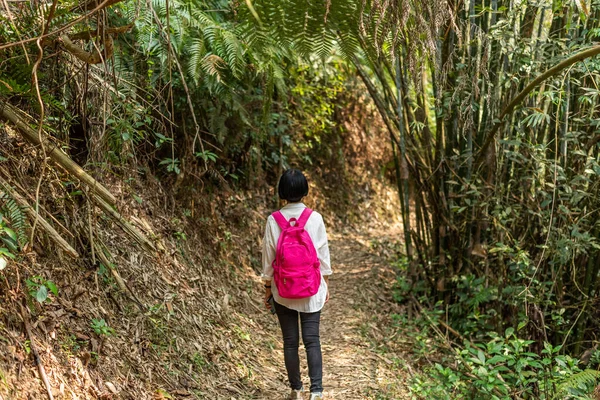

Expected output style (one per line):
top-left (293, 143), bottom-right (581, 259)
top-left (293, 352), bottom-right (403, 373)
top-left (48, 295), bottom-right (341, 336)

top-left (264, 287), bottom-right (273, 310)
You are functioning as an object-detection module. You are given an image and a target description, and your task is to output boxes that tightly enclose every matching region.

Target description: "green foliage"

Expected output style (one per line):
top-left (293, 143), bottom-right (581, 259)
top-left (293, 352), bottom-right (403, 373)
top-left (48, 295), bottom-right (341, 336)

top-left (287, 63), bottom-right (345, 154)
top-left (25, 276), bottom-right (58, 304)
top-left (159, 158), bottom-right (181, 175)
top-left (410, 330), bottom-right (599, 399)
top-left (556, 369), bottom-right (600, 399)
top-left (195, 151), bottom-right (218, 163)
top-left (0, 194), bottom-right (25, 265)
top-left (0, 191), bottom-right (27, 249)
top-left (91, 319), bottom-right (115, 336)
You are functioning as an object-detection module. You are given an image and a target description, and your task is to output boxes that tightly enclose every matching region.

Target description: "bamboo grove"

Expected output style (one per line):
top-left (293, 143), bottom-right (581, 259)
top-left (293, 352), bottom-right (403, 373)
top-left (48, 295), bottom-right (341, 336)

top-left (246, 0), bottom-right (600, 356)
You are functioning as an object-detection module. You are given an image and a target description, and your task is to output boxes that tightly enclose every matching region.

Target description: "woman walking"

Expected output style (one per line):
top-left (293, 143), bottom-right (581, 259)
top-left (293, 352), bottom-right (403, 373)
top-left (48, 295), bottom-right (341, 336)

top-left (261, 169), bottom-right (331, 400)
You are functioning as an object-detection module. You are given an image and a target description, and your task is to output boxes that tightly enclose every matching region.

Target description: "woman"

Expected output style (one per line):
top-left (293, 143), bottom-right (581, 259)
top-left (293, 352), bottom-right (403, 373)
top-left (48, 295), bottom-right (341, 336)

top-left (261, 169), bottom-right (331, 400)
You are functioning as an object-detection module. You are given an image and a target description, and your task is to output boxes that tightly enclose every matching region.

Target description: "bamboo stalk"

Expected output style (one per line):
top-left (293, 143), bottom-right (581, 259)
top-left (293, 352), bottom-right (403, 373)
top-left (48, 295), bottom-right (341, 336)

top-left (394, 55), bottom-right (413, 264)
top-left (475, 45), bottom-right (600, 166)
top-left (0, 100), bottom-right (117, 205)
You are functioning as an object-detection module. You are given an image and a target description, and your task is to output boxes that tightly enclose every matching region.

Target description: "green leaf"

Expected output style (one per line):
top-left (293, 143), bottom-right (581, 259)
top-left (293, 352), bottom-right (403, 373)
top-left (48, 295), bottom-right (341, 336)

top-left (488, 355), bottom-right (506, 364)
top-left (1, 236), bottom-right (18, 252)
top-left (46, 281), bottom-right (58, 296)
top-left (35, 285), bottom-right (48, 303)
top-left (478, 350), bottom-right (486, 365)
top-left (0, 247), bottom-right (15, 259)
top-left (3, 227), bottom-right (17, 241)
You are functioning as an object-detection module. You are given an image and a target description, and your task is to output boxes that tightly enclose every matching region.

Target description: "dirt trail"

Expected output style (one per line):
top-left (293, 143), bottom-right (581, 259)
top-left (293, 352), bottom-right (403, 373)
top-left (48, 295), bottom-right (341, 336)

top-left (255, 227), bottom-right (412, 399)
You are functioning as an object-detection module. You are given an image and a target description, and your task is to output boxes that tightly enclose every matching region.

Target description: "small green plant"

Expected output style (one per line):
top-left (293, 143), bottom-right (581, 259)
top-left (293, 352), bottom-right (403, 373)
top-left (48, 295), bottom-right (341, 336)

top-left (61, 335), bottom-right (82, 354)
top-left (173, 231), bottom-right (187, 241)
top-left (25, 276), bottom-right (58, 303)
top-left (0, 210), bottom-right (21, 270)
top-left (91, 319), bottom-right (115, 336)
top-left (192, 352), bottom-right (207, 371)
top-left (195, 150), bottom-right (218, 162)
top-left (0, 195), bottom-right (28, 248)
top-left (153, 132), bottom-right (173, 148)
top-left (159, 158), bottom-right (181, 174)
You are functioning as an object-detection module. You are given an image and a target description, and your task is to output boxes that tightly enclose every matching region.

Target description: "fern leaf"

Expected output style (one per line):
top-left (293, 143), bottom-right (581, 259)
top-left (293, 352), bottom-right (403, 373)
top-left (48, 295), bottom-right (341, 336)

top-left (0, 190), bottom-right (28, 247)
top-left (555, 369), bottom-right (600, 399)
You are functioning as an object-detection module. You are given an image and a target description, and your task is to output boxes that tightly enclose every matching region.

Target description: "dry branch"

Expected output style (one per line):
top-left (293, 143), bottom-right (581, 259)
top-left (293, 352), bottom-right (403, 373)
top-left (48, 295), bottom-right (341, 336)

top-left (92, 194), bottom-right (157, 252)
top-left (67, 25), bottom-right (132, 41)
top-left (0, 100), bottom-right (156, 256)
top-left (0, 167), bottom-right (74, 238)
top-left (93, 242), bottom-right (145, 310)
top-left (0, 181), bottom-right (79, 258)
top-left (0, 100), bottom-right (116, 205)
top-left (0, 0), bottom-right (127, 52)
top-left (59, 34), bottom-right (113, 64)
top-left (71, 0), bottom-right (123, 12)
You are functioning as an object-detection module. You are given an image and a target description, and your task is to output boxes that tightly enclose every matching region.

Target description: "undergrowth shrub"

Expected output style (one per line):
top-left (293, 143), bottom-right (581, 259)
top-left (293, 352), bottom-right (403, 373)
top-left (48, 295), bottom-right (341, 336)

top-left (392, 262), bottom-right (600, 399)
top-left (409, 330), bottom-right (600, 399)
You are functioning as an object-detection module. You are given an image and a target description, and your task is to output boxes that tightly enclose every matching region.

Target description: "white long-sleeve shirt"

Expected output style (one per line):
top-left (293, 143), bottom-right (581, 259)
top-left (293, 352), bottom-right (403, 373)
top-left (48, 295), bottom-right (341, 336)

top-left (261, 202), bottom-right (332, 313)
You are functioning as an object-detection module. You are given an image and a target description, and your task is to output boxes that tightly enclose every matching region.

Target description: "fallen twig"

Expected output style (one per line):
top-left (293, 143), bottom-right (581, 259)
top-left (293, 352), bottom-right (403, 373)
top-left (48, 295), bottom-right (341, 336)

top-left (18, 302), bottom-right (54, 400)
top-left (92, 194), bottom-right (156, 252)
top-left (93, 241), bottom-right (145, 311)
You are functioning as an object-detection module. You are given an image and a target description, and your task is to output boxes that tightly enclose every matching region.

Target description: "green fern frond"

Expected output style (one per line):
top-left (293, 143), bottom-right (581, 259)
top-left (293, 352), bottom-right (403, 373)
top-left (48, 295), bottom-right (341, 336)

top-left (0, 190), bottom-right (28, 247)
top-left (187, 37), bottom-right (206, 84)
top-left (220, 30), bottom-right (245, 79)
top-left (555, 369), bottom-right (600, 399)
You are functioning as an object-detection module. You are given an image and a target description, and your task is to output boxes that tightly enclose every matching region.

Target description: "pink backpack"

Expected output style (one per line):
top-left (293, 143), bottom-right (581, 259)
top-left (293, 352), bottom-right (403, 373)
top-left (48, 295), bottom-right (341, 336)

top-left (271, 208), bottom-right (321, 299)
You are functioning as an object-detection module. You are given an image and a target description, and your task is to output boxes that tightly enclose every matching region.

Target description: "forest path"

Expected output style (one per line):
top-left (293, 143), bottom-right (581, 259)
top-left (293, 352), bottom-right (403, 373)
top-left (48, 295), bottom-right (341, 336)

top-left (255, 226), bottom-right (412, 399)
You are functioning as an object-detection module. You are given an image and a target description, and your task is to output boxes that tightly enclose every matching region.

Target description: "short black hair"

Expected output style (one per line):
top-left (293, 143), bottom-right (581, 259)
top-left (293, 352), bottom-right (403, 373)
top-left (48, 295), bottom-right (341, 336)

top-left (278, 169), bottom-right (308, 202)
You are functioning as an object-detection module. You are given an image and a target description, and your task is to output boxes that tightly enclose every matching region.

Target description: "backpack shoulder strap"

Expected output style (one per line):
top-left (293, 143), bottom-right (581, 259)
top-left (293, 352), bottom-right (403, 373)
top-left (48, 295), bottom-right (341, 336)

top-left (296, 208), bottom-right (313, 229)
top-left (271, 211), bottom-right (289, 230)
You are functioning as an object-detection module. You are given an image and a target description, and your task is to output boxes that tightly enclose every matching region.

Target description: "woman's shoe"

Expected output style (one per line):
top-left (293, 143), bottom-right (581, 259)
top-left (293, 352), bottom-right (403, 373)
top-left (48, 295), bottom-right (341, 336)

top-left (288, 389), bottom-right (303, 400)
top-left (309, 393), bottom-right (324, 400)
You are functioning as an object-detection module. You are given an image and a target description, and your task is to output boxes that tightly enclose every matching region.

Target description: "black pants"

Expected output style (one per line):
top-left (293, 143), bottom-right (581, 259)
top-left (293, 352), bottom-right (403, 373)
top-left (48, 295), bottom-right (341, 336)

top-left (274, 301), bottom-right (323, 393)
